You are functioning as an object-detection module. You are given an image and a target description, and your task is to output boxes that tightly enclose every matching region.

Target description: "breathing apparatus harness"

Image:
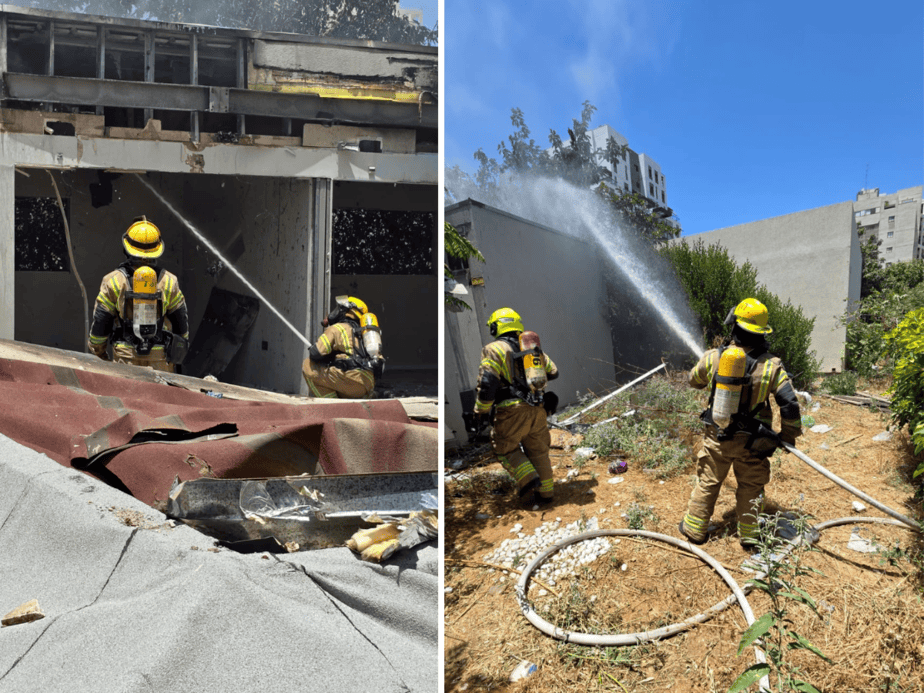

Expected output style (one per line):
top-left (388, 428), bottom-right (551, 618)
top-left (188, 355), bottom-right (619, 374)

top-left (494, 333), bottom-right (548, 408)
top-left (700, 340), bottom-right (781, 457)
top-left (326, 315), bottom-right (385, 378)
top-left (114, 262), bottom-right (188, 363)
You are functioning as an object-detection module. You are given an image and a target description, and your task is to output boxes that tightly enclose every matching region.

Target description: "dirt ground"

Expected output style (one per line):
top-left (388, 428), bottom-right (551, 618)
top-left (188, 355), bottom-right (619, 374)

top-left (444, 388), bottom-right (924, 693)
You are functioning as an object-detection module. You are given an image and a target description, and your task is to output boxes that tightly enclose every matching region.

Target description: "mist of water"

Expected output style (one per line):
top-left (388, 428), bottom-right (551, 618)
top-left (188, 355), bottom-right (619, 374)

top-left (135, 175), bottom-right (312, 349)
top-left (451, 173), bottom-right (704, 360)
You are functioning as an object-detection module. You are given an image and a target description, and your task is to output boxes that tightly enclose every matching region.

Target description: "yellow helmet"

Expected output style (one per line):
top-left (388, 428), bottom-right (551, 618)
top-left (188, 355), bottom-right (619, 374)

top-left (122, 216), bottom-right (164, 259)
top-left (487, 307), bottom-right (524, 337)
top-left (325, 295), bottom-right (368, 326)
top-left (727, 298), bottom-right (773, 335)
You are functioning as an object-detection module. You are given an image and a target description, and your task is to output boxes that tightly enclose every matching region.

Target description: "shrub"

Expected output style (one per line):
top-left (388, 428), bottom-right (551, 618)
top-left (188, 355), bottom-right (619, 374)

top-left (820, 371), bottom-right (858, 396)
top-left (841, 259), bottom-right (924, 376)
top-left (884, 307), bottom-right (924, 478)
top-left (661, 239), bottom-right (820, 390)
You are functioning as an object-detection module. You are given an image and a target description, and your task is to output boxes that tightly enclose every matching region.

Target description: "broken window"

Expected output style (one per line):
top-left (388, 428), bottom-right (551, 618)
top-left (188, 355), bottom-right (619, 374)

top-left (14, 197), bottom-right (70, 271)
top-left (333, 209), bottom-right (434, 275)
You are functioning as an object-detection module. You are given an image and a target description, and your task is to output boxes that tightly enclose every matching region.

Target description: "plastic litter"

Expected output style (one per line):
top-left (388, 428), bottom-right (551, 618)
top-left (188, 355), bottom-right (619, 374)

top-left (608, 460), bottom-right (629, 474)
top-left (852, 501), bottom-right (867, 513)
top-left (509, 660), bottom-right (537, 682)
top-left (607, 476), bottom-right (625, 485)
top-left (847, 528), bottom-right (882, 554)
top-left (574, 447), bottom-right (596, 459)
top-left (872, 431), bottom-right (893, 442)
top-left (810, 423), bottom-right (832, 434)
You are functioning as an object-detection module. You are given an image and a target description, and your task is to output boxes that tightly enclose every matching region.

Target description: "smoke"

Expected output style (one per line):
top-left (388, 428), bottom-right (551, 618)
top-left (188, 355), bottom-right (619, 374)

top-left (449, 172), bottom-right (704, 359)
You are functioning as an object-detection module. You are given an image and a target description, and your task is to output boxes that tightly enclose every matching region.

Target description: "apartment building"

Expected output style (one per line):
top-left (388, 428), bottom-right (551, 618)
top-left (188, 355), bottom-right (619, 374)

top-left (552, 124), bottom-right (670, 212)
top-left (853, 186), bottom-right (924, 263)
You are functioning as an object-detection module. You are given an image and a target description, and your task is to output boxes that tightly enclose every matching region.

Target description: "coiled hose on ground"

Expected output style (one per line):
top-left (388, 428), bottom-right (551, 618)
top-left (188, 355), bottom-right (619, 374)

top-left (513, 446), bottom-right (921, 690)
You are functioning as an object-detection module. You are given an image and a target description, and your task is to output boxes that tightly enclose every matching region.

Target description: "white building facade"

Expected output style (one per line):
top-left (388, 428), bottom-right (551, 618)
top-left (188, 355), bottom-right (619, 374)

top-left (853, 186), bottom-right (924, 263)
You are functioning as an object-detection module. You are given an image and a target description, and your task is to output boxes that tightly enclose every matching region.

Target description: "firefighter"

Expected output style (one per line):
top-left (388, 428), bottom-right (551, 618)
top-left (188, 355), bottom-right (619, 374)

top-left (474, 307), bottom-right (559, 504)
top-left (302, 296), bottom-right (383, 399)
top-left (88, 217), bottom-right (189, 373)
top-left (678, 298), bottom-right (802, 548)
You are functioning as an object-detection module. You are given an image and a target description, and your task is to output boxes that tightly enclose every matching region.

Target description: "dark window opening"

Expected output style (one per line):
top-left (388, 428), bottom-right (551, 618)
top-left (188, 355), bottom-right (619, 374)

top-left (15, 197), bottom-right (70, 271)
top-left (333, 209), bottom-right (434, 275)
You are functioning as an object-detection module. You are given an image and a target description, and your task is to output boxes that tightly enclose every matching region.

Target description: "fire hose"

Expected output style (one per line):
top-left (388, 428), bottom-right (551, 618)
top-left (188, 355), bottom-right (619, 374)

top-left (513, 445), bottom-right (921, 691)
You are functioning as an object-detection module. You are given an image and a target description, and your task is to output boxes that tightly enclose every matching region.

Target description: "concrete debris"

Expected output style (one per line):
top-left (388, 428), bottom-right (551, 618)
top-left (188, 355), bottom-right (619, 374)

top-left (574, 447), bottom-right (596, 459)
top-left (549, 429), bottom-right (583, 449)
top-left (1, 599), bottom-right (45, 627)
top-left (852, 501), bottom-right (867, 513)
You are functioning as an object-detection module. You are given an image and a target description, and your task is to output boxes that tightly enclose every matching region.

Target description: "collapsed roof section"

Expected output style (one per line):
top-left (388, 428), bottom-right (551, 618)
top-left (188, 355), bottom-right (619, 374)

top-left (0, 4), bottom-right (438, 174)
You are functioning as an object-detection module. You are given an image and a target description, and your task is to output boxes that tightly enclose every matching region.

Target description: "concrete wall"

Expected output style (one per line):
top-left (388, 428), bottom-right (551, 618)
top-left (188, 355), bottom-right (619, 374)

top-left (445, 200), bottom-right (618, 444)
top-left (9, 170), bottom-right (321, 393)
top-left (690, 201), bottom-right (860, 372)
top-left (0, 166), bottom-right (14, 340)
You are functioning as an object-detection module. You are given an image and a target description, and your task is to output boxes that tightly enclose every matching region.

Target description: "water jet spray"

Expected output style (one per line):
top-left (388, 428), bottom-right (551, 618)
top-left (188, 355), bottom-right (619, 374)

top-left (135, 175), bottom-right (312, 349)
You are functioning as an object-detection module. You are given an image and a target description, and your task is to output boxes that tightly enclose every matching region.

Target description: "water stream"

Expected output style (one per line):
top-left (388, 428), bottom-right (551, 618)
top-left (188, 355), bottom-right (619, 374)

top-left (452, 174), bottom-right (704, 360)
top-left (135, 175), bottom-right (313, 348)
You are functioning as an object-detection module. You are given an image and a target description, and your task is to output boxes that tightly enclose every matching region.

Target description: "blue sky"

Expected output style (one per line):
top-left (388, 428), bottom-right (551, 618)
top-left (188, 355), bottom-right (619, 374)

top-left (445, 0), bottom-right (924, 236)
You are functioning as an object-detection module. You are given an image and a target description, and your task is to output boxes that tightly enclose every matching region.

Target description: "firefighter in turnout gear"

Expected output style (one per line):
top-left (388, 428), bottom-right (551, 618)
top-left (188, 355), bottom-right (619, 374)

top-left (302, 296), bottom-right (383, 398)
top-left (679, 298), bottom-right (802, 548)
top-left (88, 217), bottom-right (190, 373)
top-left (475, 308), bottom-right (560, 504)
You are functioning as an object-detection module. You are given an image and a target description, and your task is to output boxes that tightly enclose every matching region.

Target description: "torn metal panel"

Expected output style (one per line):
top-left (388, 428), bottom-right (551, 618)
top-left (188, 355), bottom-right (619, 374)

top-left (166, 472), bottom-right (438, 550)
top-left (251, 39), bottom-right (437, 96)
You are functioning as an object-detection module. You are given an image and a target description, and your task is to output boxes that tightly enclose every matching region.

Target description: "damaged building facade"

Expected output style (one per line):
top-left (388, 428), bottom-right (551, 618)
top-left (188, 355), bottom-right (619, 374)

top-left (0, 5), bottom-right (438, 394)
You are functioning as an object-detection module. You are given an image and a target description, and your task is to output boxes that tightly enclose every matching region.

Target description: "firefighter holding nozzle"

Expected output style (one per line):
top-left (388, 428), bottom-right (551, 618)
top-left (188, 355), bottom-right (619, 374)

top-left (88, 217), bottom-right (189, 372)
top-left (678, 298), bottom-right (803, 548)
top-left (473, 308), bottom-right (560, 505)
top-left (302, 295), bottom-right (384, 399)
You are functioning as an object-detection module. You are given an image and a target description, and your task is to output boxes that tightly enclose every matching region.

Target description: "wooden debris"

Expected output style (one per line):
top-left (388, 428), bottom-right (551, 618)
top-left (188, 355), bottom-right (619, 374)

top-left (821, 392), bottom-right (891, 411)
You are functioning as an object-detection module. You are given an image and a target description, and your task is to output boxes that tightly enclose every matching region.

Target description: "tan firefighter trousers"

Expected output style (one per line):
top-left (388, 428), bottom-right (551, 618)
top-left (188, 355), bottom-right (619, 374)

top-left (302, 358), bottom-right (374, 399)
top-left (682, 428), bottom-right (771, 543)
top-left (491, 403), bottom-right (554, 499)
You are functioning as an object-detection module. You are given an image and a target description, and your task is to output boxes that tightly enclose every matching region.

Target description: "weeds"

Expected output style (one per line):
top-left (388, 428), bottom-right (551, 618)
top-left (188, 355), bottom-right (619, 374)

top-left (580, 375), bottom-right (700, 478)
top-left (820, 370), bottom-right (858, 396)
top-left (445, 470), bottom-right (515, 498)
top-left (624, 502), bottom-right (658, 530)
top-left (728, 509), bottom-right (828, 693)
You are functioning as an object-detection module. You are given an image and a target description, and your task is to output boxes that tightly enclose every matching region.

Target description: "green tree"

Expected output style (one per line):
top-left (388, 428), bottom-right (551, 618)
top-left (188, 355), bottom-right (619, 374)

top-left (660, 239), bottom-right (819, 390)
top-left (446, 102), bottom-right (680, 244)
top-left (18, 0), bottom-right (436, 45)
top-left (841, 254), bottom-right (924, 376)
top-left (444, 222), bottom-right (484, 311)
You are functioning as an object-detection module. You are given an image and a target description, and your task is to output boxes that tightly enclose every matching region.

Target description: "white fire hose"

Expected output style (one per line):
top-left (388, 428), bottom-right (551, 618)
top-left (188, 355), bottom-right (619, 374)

top-left (514, 445), bottom-right (921, 692)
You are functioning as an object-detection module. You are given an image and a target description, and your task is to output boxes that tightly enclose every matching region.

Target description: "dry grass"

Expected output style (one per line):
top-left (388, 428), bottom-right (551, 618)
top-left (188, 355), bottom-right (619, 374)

top-left (444, 382), bottom-right (924, 693)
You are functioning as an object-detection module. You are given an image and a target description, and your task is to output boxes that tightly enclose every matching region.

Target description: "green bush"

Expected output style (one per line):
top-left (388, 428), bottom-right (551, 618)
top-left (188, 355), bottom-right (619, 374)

top-left (820, 371), bottom-right (858, 396)
top-left (661, 239), bottom-right (820, 390)
top-left (884, 307), bottom-right (924, 477)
